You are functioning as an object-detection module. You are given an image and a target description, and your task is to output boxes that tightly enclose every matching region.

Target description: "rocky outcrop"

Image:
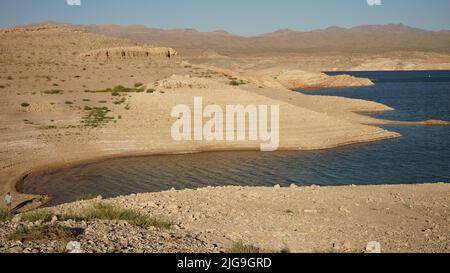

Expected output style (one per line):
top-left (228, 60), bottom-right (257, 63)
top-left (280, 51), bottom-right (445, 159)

top-left (80, 46), bottom-right (178, 61)
top-left (276, 70), bottom-right (374, 90)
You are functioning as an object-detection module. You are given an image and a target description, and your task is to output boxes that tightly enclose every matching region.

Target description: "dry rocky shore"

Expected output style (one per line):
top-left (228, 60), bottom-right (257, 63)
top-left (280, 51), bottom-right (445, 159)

top-left (0, 220), bottom-right (215, 253)
top-left (1, 183), bottom-right (448, 253)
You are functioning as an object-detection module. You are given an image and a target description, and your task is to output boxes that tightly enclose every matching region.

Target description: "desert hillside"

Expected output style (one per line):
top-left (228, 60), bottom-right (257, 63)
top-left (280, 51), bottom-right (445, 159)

top-left (83, 23), bottom-right (450, 55)
top-left (80, 23), bottom-right (450, 71)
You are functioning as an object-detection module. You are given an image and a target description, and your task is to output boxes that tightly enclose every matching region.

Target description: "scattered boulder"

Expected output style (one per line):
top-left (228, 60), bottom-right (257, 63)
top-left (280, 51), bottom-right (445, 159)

top-left (66, 241), bottom-right (83, 254)
top-left (366, 241), bottom-right (382, 253)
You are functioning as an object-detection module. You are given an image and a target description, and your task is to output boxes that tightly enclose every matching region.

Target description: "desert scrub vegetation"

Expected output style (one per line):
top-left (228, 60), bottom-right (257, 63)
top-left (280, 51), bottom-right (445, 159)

top-left (81, 106), bottom-right (114, 128)
top-left (0, 209), bottom-right (14, 223)
top-left (65, 101), bottom-right (74, 105)
top-left (113, 97), bottom-right (127, 105)
top-left (85, 85), bottom-right (146, 94)
top-left (21, 102), bottom-right (30, 107)
top-left (21, 209), bottom-right (53, 222)
top-left (227, 242), bottom-right (262, 253)
top-left (229, 80), bottom-right (240, 86)
top-left (229, 79), bottom-right (248, 86)
top-left (43, 89), bottom-right (63, 95)
top-left (61, 203), bottom-right (171, 229)
top-left (38, 125), bottom-right (58, 130)
top-left (134, 82), bottom-right (144, 88)
top-left (146, 88), bottom-right (156, 93)
top-left (7, 225), bottom-right (78, 244)
top-left (226, 242), bottom-right (288, 254)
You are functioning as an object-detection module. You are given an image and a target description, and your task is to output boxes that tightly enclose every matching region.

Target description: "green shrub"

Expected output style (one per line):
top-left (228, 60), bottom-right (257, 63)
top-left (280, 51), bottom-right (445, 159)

top-left (113, 97), bottom-right (126, 105)
top-left (21, 102), bottom-right (30, 107)
top-left (0, 209), bottom-right (13, 223)
top-left (134, 82), bottom-right (144, 88)
top-left (61, 203), bottom-right (171, 229)
top-left (82, 106), bottom-right (114, 128)
top-left (38, 125), bottom-right (57, 130)
top-left (65, 101), bottom-right (74, 105)
top-left (85, 85), bottom-right (145, 94)
top-left (229, 80), bottom-right (240, 86)
top-left (21, 209), bottom-right (53, 222)
top-left (44, 90), bottom-right (63, 95)
top-left (7, 225), bottom-right (77, 243)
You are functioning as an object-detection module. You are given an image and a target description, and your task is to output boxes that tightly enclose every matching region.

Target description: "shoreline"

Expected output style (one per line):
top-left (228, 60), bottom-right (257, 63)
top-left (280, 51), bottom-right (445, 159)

top-left (15, 131), bottom-right (401, 208)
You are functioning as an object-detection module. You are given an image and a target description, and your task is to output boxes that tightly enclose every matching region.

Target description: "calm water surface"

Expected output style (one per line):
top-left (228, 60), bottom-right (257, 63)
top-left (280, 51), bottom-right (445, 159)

top-left (20, 71), bottom-right (450, 205)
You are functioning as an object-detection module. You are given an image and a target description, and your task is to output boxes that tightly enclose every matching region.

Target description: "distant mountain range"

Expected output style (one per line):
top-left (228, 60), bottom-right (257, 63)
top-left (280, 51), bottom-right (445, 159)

top-left (13, 22), bottom-right (450, 55)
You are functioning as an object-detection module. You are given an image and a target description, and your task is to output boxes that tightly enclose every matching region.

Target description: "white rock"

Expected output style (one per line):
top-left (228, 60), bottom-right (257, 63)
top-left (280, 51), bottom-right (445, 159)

top-left (366, 241), bottom-right (382, 253)
top-left (66, 241), bottom-right (83, 254)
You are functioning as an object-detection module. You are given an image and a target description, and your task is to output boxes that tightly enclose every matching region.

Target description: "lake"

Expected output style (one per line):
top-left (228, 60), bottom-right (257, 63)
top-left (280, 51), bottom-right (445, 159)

top-left (19, 70), bottom-right (450, 205)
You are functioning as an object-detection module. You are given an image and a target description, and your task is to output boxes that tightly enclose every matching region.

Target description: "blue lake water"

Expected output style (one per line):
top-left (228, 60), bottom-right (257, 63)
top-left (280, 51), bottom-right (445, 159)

top-left (19, 71), bottom-right (450, 205)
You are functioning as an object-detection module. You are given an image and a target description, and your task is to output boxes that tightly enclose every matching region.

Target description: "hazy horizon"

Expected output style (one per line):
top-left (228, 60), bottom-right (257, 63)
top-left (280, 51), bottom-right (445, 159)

top-left (5, 20), bottom-right (450, 37)
top-left (0, 0), bottom-right (450, 36)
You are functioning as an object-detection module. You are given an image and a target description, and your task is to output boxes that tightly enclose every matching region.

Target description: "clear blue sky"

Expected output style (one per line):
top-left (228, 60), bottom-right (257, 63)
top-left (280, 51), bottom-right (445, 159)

top-left (1, 0), bottom-right (449, 36)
